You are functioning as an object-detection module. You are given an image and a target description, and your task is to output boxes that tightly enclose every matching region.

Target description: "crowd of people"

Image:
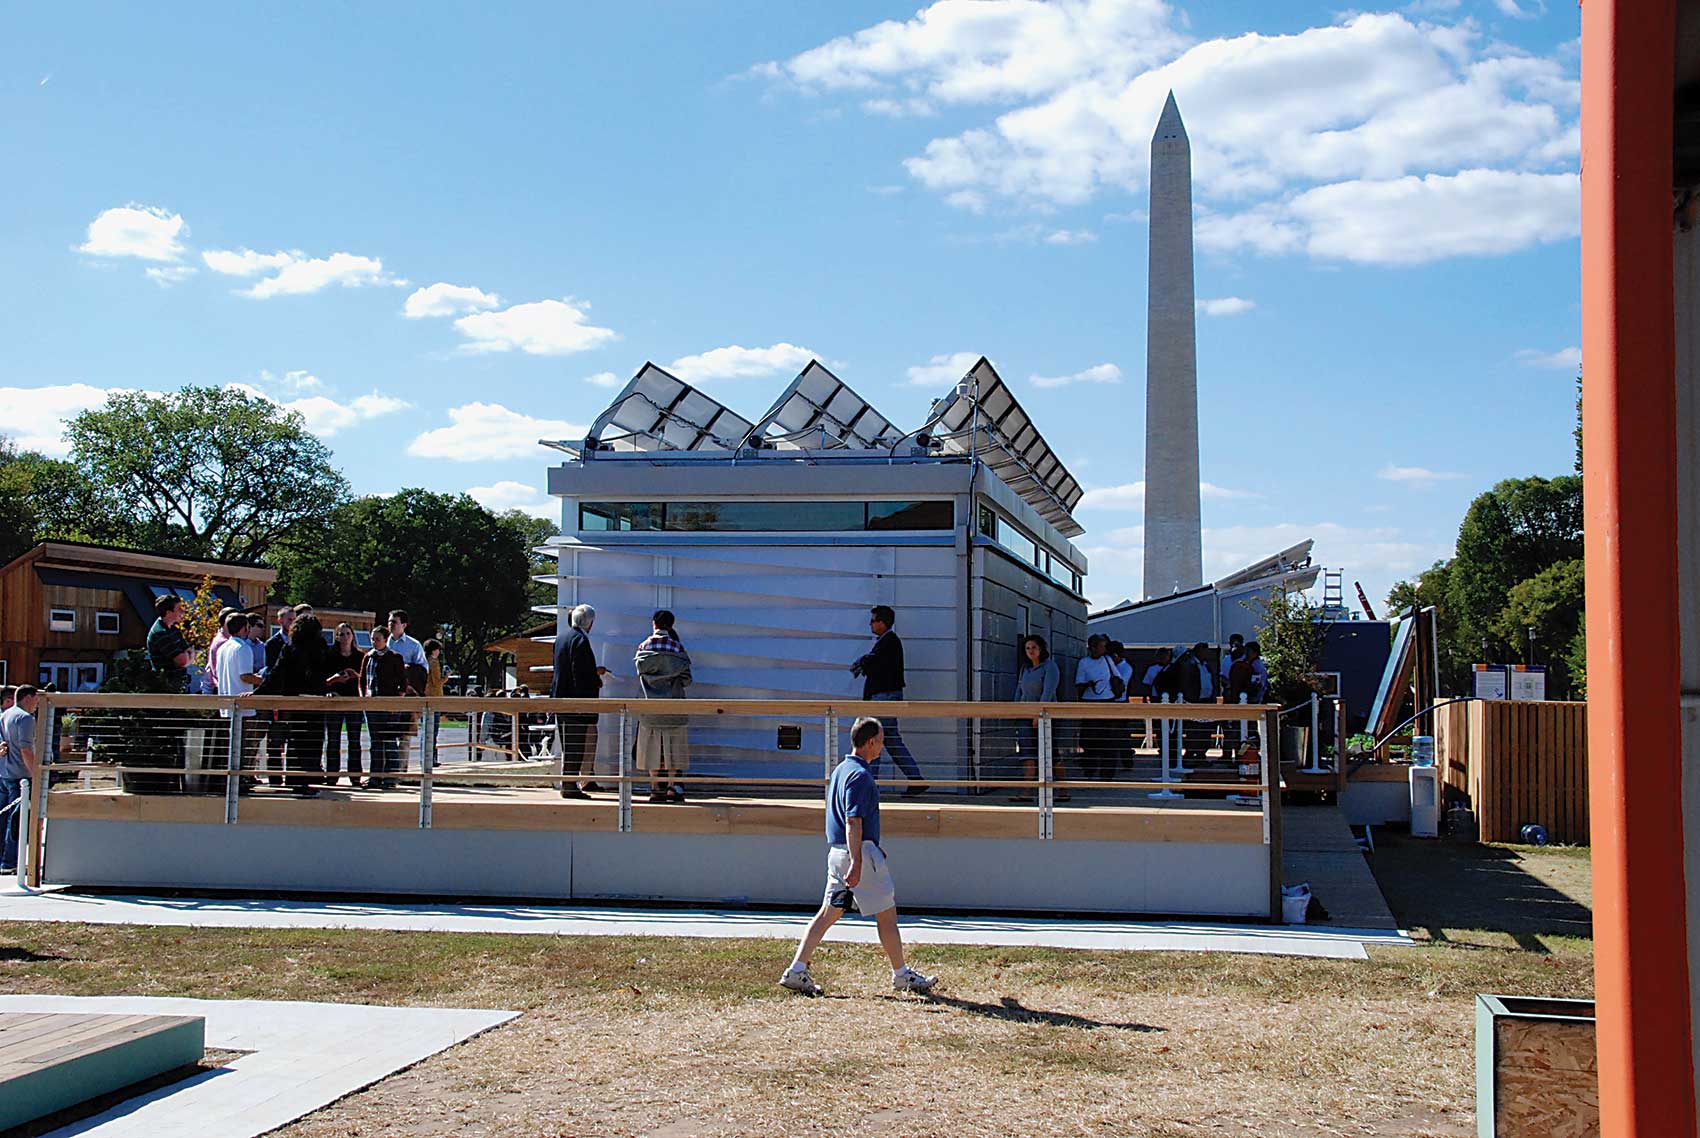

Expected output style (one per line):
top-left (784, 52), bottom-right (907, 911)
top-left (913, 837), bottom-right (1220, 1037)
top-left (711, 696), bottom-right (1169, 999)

top-left (130, 590), bottom-right (1273, 803)
top-left (149, 594), bottom-right (446, 797)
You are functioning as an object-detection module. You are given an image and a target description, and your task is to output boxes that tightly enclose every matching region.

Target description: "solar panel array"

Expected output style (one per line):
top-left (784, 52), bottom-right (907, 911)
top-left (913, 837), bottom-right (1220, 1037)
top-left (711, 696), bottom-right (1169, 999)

top-left (929, 357), bottom-right (1084, 537)
top-left (745, 362), bottom-right (901, 450)
top-left (584, 364), bottom-right (756, 452)
top-left (573, 357), bottom-right (1082, 537)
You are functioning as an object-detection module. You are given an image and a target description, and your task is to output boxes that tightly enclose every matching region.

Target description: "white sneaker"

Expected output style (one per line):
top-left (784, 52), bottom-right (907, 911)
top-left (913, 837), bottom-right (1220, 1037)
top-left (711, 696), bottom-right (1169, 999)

top-left (780, 966), bottom-right (823, 996)
top-left (892, 966), bottom-right (937, 994)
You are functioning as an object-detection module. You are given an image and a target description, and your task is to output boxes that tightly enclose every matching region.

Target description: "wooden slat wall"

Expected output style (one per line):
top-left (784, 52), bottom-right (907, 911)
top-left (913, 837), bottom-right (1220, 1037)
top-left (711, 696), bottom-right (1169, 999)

top-left (1446, 700), bottom-right (1589, 844)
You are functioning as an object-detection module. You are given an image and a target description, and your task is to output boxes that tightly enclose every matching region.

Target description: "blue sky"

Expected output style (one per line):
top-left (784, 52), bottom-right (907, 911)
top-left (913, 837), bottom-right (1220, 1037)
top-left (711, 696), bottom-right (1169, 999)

top-left (1, 1), bottom-right (1581, 613)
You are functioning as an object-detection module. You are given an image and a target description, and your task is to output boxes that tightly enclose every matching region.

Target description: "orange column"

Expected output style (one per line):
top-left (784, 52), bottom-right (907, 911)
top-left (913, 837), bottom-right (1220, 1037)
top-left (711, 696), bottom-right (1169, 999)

top-left (1580, 1), bottom-right (1695, 1134)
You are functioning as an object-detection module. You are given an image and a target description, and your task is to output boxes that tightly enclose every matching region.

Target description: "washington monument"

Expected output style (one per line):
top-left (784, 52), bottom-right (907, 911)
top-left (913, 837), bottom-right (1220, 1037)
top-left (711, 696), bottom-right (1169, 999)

top-left (1142, 91), bottom-right (1204, 599)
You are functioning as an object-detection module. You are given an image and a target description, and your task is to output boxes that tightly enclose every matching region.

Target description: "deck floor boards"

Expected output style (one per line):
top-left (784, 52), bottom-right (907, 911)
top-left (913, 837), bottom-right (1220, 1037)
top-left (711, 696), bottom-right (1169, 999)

top-left (1280, 804), bottom-right (1398, 930)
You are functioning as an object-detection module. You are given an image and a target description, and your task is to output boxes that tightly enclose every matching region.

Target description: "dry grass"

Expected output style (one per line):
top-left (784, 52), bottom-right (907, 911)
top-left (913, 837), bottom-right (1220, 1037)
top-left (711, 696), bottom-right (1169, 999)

top-left (0, 916), bottom-right (1590, 1137)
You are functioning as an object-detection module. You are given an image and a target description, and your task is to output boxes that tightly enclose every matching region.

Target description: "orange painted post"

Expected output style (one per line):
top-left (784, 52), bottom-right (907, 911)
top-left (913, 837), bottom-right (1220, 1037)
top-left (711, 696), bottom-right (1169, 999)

top-left (1580, 1), bottom-right (1696, 1134)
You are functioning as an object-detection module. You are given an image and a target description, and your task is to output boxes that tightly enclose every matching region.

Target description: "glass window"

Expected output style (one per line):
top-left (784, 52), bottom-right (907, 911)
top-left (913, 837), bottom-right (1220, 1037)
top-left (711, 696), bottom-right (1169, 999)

top-left (580, 502), bottom-right (662, 531)
top-left (579, 500), bottom-right (953, 533)
top-left (1008, 528), bottom-right (1039, 566)
top-left (96, 611), bottom-right (121, 635)
top-left (867, 501), bottom-right (953, 530)
top-left (665, 501), bottom-right (865, 531)
top-left (48, 607), bottom-right (76, 632)
top-left (978, 504), bottom-right (998, 539)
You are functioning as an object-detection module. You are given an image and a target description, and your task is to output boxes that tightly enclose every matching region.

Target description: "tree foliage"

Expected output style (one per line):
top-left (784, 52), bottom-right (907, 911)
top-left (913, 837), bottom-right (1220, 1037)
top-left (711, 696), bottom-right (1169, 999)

top-left (270, 490), bottom-right (554, 680)
top-left (1386, 475), bottom-right (1585, 698)
top-left (1248, 586), bottom-right (1326, 706)
top-left (0, 440), bottom-right (129, 563)
top-left (63, 386), bottom-right (348, 563)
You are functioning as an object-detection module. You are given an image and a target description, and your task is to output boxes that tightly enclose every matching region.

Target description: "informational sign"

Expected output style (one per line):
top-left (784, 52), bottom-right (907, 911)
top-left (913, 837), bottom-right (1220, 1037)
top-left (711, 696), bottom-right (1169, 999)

top-left (1472, 664), bottom-right (1508, 701)
top-left (1508, 665), bottom-right (1548, 702)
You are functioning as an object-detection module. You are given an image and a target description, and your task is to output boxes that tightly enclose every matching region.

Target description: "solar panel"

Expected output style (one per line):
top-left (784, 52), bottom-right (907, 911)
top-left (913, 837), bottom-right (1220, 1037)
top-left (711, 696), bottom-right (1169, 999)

top-left (582, 364), bottom-right (757, 452)
top-left (745, 361), bottom-right (902, 450)
top-left (929, 357), bottom-right (1084, 537)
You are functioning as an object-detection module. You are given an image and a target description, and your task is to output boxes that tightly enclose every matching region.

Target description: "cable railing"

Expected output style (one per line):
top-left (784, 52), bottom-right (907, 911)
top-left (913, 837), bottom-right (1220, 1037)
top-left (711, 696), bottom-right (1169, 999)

top-left (16, 694), bottom-right (1285, 889)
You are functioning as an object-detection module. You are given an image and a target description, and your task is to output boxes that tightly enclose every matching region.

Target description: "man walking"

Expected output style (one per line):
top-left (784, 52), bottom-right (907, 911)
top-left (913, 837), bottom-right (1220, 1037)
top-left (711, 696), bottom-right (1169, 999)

top-left (850, 605), bottom-right (928, 796)
top-left (552, 603), bottom-right (608, 798)
top-left (780, 716), bottom-right (938, 997)
top-left (0, 685), bottom-right (39, 874)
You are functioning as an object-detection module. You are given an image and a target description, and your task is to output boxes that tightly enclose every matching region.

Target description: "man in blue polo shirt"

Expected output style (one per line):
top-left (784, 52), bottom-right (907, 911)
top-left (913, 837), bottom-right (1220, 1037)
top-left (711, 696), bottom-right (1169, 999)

top-left (779, 715), bottom-right (937, 997)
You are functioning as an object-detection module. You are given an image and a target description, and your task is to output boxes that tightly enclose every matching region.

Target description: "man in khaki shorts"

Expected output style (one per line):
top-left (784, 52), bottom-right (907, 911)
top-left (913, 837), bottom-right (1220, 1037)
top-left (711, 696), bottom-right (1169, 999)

top-left (779, 716), bottom-right (937, 997)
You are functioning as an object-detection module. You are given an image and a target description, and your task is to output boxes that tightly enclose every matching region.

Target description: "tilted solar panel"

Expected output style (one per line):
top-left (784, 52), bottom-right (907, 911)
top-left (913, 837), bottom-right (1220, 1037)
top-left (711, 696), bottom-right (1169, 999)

top-left (929, 357), bottom-right (1084, 537)
top-left (583, 364), bottom-right (757, 452)
top-left (745, 361), bottom-right (901, 450)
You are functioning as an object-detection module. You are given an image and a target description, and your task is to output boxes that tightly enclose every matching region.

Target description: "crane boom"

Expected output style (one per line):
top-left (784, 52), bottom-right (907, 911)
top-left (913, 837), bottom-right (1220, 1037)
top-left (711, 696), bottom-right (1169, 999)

top-left (1354, 582), bottom-right (1377, 620)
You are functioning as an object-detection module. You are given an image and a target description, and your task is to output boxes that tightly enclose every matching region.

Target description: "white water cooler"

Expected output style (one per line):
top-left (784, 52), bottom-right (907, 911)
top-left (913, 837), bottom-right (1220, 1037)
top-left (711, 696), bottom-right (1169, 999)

top-left (1409, 763), bottom-right (1440, 838)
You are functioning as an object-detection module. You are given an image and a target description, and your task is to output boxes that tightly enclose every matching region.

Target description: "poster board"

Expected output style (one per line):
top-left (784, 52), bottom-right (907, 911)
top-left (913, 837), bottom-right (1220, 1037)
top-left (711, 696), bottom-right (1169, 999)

top-left (1472, 664), bottom-right (1508, 701)
top-left (1508, 665), bottom-right (1548, 701)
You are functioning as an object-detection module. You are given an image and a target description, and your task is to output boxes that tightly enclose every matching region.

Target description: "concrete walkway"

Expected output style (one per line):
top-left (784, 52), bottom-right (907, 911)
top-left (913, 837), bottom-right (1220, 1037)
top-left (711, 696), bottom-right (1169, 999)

top-left (1281, 804), bottom-right (1400, 929)
top-left (1, 995), bottom-right (514, 1138)
top-left (1, 885), bottom-right (1409, 960)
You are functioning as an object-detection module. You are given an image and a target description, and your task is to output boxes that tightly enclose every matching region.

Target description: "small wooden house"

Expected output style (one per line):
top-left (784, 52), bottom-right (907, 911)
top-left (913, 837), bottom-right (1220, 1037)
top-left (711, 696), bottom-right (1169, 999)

top-left (484, 621), bottom-right (554, 690)
top-left (0, 541), bottom-right (276, 690)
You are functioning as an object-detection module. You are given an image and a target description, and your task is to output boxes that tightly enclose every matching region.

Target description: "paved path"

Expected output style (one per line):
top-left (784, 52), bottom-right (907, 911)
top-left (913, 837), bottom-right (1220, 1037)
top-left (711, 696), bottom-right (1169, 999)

top-left (0, 995), bottom-right (514, 1138)
top-left (1, 886), bottom-right (1408, 960)
top-left (1281, 804), bottom-right (1400, 930)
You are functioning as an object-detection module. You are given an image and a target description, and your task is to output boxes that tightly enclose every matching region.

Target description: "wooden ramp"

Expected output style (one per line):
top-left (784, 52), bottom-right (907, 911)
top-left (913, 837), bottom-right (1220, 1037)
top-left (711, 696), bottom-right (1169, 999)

top-left (0, 1012), bottom-right (206, 1131)
top-left (1280, 804), bottom-right (1398, 930)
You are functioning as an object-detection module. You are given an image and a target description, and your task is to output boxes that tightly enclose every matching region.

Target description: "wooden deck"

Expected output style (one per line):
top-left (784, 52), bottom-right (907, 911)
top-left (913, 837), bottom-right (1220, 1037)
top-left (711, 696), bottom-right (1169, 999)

top-left (47, 784), bottom-right (1266, 844)
top-left (0, 1012), bottom-right (206, 1131)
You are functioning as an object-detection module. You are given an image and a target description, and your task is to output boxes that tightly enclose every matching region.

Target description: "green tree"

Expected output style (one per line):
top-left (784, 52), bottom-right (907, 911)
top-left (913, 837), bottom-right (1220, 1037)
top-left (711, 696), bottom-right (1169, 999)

top-left (1496, 557), bottom-right (1585, 698)
top-left (1446, 475), bottom-right (1583, 663)
top-left (0, 439), bottom-right (128, 562)
top-left (1248, 586), bottom-right (1326, 706)
top-left (63, 386), bottom-right (348, 562)
top-left (270, 490), bottom-right (543, 680)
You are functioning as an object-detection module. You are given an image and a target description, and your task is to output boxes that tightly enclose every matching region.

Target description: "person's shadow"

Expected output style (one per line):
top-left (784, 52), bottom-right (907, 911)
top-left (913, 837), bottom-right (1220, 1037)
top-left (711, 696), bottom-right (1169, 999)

top-left (915, 993), bottom-right (1164, 1033)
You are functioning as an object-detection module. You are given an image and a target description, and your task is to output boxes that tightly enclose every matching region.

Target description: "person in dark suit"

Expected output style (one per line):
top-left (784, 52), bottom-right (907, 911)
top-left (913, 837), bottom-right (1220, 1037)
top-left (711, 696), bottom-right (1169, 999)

top-left (850, 605), bottom-right (927, 795)
top-left (552, 603), bottom-right (609, 799)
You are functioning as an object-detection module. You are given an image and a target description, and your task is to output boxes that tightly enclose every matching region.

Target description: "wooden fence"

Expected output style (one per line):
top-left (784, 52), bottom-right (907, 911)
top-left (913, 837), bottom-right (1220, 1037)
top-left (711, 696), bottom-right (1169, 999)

top-left (1434, 699), bottom-right (1589, 845)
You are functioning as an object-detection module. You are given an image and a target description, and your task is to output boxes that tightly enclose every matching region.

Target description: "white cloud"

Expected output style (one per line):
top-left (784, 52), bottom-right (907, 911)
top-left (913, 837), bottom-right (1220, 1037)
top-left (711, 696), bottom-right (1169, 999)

top-left (403, 282), bottom-right (502, 319)
top-left (863, 96), bottom-right (936, 118)
top-left (201, 248), bottom-right (295, 276)
top-left (226, 382), bottom-right (410, 437)
top-left (407, 402), bottom-right (590, 462)
top-left (1031, 362), bottom-right (1121, 388)
top-left (667, 342), bottom-right (818, 382)
top-left (1515, 345), bottom-right (1581, 370)
top-left (451, 298), bottom-right (617, 356)
top-left (1077, 481), bottom-right (1146, 509)
top-left (1495, 0), bottom-right (1542, 17)
top-left (144, 265), bottom-right (197, 286)
top-left (1076, 479), bottom-right (1257, 509)
top-left (585, 371), bottom-right (623, 388)
top-left (467, 480), bottom-right (558, 521)
top-left (1197, 296), bottom-right (1255, 316)
top-left (79, 205), bottom-right (187, 262)
top-left (1377, 463), bottom-right (1467, 485)
top-left (761, 0), bottom-right (1183, 105)
top-left (0, 383), bottom-right (129, 456)
top-left (766, 9), bottom-right (1581, 265)
top-left (203, 248), bottom-right (402, 298)
top-left (1197, 170), bottom-right (1581, 265)
top-left (260, 368), bottom-right (325, 394)
top-left (1044, 228), bottom-right (1098, 245)
top-left (906, 351), bottom-right (982, 387)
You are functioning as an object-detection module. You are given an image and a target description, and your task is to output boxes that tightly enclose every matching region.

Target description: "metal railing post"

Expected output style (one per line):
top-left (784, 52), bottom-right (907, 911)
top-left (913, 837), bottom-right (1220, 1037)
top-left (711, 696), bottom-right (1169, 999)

top-left (1037, 711), bottom-right (1053, 840)
top-left (822, 712), bottom-right (838, 780)
top-left (224, 708), bottom-right (242, 824)
top-left (1151, 694), bottom-right (1181, 800)
top-left (14, 777), bottom-right (30, 887)
top-left (418, 704), bottom-right (435, 830)
top-left (1239, 693), bottom-right (1249, 746)
top-left (617, 705), bottom-right (632, 833)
